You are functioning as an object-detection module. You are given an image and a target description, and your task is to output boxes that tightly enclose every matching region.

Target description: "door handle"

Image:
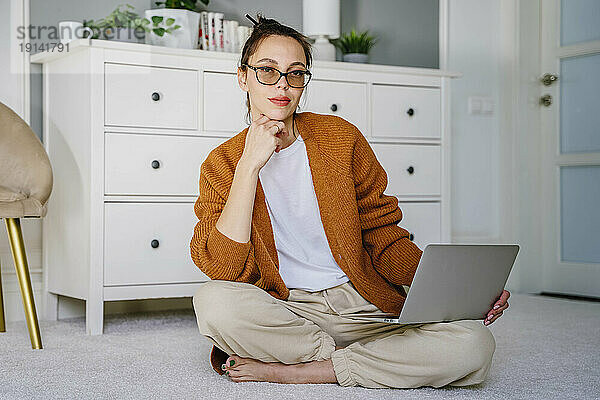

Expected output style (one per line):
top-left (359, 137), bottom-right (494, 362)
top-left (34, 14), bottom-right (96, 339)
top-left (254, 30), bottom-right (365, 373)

top-left (540, 73), bottom-right (559, 86)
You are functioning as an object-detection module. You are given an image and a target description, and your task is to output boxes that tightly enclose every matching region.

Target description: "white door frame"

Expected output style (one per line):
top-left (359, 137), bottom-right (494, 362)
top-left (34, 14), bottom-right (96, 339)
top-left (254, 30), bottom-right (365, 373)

top-left (540, 0), bottom-right (600, 297)
top-left (9, 0), bottom-right (30, 122)
top-left (511, 0), bottom-right (600, 296)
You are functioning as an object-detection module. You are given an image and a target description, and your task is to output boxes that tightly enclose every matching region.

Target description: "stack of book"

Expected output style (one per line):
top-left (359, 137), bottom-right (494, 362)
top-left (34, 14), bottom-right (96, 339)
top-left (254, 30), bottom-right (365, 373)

top-left (198, 11), bottom-right (253, 53)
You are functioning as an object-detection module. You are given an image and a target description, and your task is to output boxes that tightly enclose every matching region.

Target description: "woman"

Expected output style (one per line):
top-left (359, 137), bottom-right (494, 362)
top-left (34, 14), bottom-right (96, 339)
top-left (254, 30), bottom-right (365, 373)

top-left (190, 13), bottom-right (510, 389)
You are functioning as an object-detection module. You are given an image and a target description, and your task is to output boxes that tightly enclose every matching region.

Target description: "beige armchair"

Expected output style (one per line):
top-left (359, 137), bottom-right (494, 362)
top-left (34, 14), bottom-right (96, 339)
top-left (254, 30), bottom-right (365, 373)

top-left (0, 101), bottom-right (53, 349)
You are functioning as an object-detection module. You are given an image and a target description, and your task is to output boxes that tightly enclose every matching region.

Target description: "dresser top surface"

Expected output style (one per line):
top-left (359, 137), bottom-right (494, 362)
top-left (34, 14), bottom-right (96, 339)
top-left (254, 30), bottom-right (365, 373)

top-left (30, 38), bottom-right (461, 78)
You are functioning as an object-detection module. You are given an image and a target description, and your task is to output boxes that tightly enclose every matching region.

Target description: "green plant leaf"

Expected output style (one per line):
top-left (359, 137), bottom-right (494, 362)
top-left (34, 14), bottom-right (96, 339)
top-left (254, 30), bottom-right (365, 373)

top-left (90, 3), bottom-right (142, 29)
top-left (151, 15), bottom-right (164, 24)
top-left (331, 28), bottom-right (378, 54)
top-left (182, 0), bottom-right (197, 10)
top-left (165, 18), bottom-right (175, 26)
top-left (152, 0), bottom-right (201, 10)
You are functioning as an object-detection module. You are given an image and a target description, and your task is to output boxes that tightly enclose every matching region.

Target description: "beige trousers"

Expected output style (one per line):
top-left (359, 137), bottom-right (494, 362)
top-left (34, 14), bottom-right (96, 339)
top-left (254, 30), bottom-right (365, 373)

top-left (192, 279), bottom-right (496, 389)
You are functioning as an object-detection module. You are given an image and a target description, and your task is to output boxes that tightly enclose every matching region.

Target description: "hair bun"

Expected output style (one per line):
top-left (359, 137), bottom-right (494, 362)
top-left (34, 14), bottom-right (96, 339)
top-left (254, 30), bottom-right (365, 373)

top-left (258, 18), bottom-right (277, 26)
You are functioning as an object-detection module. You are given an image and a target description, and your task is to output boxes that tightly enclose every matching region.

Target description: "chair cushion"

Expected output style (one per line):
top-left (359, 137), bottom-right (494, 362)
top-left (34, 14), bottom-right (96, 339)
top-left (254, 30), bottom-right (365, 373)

top-left (0, 102), bottom-right (53, 219)
top-left (0, 196), bottom-right (47, 218)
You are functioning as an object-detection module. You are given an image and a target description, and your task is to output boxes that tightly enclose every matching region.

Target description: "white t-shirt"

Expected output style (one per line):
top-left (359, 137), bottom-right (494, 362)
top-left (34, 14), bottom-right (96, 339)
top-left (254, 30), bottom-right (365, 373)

top-left (258, 134), bottom-right (350, 291)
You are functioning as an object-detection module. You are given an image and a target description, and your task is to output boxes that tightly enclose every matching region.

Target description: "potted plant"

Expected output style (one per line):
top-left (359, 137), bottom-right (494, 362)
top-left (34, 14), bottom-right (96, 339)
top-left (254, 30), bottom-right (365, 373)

top-left (83, 4), bottom-right (147, 43)
top-left (144, 0), bottom-right (209, 49)
top-left (331, 28), bottom-right (378, 63)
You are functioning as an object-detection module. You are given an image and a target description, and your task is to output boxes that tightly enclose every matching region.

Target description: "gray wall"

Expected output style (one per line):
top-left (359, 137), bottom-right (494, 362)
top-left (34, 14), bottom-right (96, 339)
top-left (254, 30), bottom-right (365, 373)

top-left (341, 0), bottom-right (438, 68)
top-left (29, 0), bottom-right (439, 140)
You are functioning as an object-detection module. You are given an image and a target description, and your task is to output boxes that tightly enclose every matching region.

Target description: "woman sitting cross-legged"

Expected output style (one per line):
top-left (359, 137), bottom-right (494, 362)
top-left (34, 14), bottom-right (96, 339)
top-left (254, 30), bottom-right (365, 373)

top-left (189, 13), bottom-right (509, 389)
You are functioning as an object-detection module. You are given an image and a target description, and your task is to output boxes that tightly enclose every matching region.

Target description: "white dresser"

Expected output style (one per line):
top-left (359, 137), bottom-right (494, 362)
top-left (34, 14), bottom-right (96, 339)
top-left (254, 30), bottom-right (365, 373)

top-left (31, 38), bottom-right (460, 335)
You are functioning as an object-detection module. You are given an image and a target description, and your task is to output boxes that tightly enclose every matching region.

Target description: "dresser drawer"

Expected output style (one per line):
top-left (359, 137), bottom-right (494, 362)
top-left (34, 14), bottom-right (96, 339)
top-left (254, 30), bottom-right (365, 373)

top-left (305, 80), bottom-right (367, 134)
top-left (105, 63), bottom-right (199, 130)
top-left (105, 133), bottom-right (226, 196)
top-left (203, 72), bottom-right (248, 133)
top-left (372, 84), bottom-right (440, 139)
top-left (104, 202), bottom-right (208, 286)
top-left (397, 201), bottom-right (441, 250)
top-left (371, 143), bottom-right (440, 196)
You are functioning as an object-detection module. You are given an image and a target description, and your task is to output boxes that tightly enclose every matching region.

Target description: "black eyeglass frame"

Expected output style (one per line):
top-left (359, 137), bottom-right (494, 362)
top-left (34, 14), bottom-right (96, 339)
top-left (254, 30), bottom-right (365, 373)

top-left (242, 63), bottom-right (312, 88)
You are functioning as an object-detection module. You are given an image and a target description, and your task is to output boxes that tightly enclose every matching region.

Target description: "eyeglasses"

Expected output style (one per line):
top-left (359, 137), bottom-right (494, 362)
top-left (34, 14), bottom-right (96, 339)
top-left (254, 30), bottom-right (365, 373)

top-left (242, 63), bottom-right (312, 88)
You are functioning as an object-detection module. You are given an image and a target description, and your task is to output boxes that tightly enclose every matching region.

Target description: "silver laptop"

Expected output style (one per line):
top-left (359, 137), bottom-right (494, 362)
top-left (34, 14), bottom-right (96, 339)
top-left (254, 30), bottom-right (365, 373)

top-left (343, 244), bottom-right (519, 324)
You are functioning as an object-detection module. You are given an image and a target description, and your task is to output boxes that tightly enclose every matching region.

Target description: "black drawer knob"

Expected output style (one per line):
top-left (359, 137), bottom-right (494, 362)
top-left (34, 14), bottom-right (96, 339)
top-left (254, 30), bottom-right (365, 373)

top-left (151, 160), bottom-right (160, 169)
top-left (407, 166), bottom-right (414, 174)
top-left (330, 104), bottom-right (338, 112)
top-left (151, 92), bottom-right (161, 101)
top-left (151, 239), bottom-right (159, 248)
top-left (407, 108), bottom-right (414, 116)
top-left (409, 233), bottom-right (414, 241)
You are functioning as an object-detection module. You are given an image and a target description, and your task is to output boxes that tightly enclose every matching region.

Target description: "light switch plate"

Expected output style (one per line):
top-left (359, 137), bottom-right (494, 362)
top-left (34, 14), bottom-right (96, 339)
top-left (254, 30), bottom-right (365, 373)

top-left (482, 97), bottom-right (494, 114)
top-left (468, 96), bottom-right (494, 115)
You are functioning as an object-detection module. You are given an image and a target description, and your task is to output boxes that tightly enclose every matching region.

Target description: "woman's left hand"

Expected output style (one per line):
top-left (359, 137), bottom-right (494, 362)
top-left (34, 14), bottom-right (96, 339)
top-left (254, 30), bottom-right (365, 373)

top-left (484, 290), bottom-right (510, 326)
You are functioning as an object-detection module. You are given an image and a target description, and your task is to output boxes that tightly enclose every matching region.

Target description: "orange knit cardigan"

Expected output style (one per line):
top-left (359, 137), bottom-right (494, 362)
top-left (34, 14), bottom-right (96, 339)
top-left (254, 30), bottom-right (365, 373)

top-left (190, 111), bottom-right (423, 375)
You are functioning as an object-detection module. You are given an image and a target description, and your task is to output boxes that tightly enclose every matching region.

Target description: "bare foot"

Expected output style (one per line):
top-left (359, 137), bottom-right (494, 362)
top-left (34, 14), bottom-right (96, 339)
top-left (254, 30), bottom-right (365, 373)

top-left (222, 354), bottom-right (338, 384)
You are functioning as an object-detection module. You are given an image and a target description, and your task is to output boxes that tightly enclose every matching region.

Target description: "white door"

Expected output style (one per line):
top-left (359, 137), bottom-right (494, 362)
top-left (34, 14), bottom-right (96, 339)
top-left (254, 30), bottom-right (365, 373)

top-left (540, 0), bottom-right (600, 297)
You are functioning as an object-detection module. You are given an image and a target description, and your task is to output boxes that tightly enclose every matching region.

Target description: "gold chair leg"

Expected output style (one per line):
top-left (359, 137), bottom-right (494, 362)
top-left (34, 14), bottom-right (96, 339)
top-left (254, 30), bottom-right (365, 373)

top-left (4, 218), bottom-right (42, 349)
top-left (0, 254), bottom-right (5, 332)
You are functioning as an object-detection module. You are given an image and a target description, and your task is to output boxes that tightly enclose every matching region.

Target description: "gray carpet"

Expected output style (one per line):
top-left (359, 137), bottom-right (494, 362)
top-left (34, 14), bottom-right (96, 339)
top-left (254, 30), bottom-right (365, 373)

top-left (1, 293), bottom-right (599, 399)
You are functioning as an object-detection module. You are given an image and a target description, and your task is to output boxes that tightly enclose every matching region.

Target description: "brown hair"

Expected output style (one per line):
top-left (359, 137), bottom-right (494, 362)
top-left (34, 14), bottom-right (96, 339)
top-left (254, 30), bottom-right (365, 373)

top-left (239, 13), bottom-right (313, 126)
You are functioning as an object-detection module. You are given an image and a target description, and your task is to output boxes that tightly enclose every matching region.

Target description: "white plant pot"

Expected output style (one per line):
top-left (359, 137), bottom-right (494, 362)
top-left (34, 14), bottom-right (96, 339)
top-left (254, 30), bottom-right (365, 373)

top-left (144, 8), bottom-right (200, 49)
